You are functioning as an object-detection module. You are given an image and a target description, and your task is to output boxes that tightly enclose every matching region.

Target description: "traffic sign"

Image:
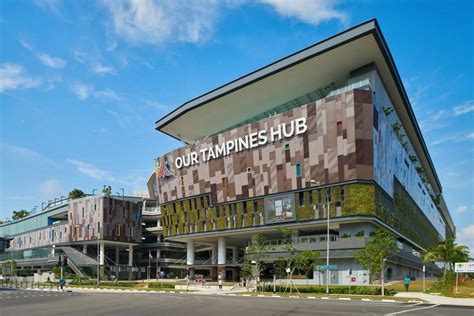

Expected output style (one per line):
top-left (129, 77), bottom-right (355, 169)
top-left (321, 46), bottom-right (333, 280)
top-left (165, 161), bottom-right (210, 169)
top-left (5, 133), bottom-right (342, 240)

top-left (454, 262), bottom-right (474, 273)
top-left (316, 264), bottom-right (337, 270)
top-left (351, 277), bottom-right (356, 282)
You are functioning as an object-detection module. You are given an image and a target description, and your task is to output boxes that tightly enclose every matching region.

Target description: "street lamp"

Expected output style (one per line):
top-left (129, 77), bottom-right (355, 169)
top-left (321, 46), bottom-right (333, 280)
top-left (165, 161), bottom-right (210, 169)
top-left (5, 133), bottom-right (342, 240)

top-left (92, 189), bottom-right (97, 196)
top-left (310, 180), bottom-right (331, 294)
top-left (120, 188), bottom-right (125, 198)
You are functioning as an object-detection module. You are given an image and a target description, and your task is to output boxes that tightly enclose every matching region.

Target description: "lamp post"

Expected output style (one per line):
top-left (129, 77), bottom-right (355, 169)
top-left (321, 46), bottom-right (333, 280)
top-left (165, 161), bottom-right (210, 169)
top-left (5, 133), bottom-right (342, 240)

top-left (310, 180), bottom-right (330, 294)
top-left (120, 188), bottom-right (125, 198)
top-left (92, 189), bottom-right (97, 196)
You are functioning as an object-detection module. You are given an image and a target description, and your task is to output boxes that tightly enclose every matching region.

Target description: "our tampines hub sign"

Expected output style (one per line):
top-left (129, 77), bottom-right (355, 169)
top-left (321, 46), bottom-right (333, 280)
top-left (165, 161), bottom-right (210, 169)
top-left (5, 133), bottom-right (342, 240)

top-left (174, 117), bottom-right (308, 169)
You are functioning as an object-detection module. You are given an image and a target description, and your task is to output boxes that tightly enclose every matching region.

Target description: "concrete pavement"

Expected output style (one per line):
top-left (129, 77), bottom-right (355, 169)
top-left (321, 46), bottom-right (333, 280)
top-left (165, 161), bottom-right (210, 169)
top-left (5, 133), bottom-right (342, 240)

top-left (2, 287), bottom-right (474, 315)
top-left (395, 292), bottom-right (474, 306)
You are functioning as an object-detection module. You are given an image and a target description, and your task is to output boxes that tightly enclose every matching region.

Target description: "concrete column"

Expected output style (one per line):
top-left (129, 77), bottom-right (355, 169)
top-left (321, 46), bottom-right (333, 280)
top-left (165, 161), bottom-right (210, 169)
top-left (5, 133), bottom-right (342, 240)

top-left (82, 244), bottom-right (88, 255)
top-left (128, 245), bottom-right (133, 280)
top-left (186, 240), bottom-right (195, 265)
top-left (218, 237), bottom-right (226, 265)
top-left (115, 247), bottom-right (120, 280)
top-left (232, 247), bottom-right (239, 264)
top-left (51, 247), bottom-right (55, 257)
top-left (99, 242), bottom-right (105, 265)
top-left (128, 245), bottom-right (133, 266)
top-left (211, 243), bottom-right (218, 264)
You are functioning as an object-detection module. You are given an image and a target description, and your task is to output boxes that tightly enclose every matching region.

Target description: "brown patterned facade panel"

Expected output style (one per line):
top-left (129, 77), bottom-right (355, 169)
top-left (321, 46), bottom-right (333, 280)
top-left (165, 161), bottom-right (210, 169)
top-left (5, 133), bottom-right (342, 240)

top-left (155, 89), bottom-right (375, 205)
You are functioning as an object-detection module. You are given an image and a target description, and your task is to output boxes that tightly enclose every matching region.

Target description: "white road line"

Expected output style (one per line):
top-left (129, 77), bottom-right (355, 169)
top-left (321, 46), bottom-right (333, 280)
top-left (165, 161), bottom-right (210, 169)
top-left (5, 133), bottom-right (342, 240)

top-left (385, 304), bottom-right (439, 316)
top-left (405, 302), bottom-right (424, 308)
top-left (382, 299), bottom-right (396, 302)
top-left (321, 297), bottom-right (330, 300)
top-left (339, 298), bottom-right (351, 301)
top-left (307, 296), bottom-right (316, 299)
top-left (361, 298), bottom-right (371, 301)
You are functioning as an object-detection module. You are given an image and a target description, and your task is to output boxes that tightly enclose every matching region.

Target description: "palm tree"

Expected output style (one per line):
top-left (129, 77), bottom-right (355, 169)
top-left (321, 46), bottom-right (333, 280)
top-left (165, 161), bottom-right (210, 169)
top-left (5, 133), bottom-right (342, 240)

top-left (68, 188), bottom-right (86, 199)
top-left (423, 238), bottom-right (470, 280)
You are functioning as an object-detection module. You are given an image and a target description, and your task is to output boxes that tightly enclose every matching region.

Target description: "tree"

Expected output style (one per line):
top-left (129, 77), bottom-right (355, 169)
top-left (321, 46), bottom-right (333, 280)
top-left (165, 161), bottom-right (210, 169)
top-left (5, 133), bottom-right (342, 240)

top-left (68, 188), bottom-right (85, 199)
top-left (12, 210), bottom-right (30, 220)
top-left (102, 185), bottom-right (112, 197)
top-left (295, 250), bottom-right (321, 286)
top-left (242, 233), bottom-right (271, 290)
top-left (355, 230), bottom-right (399, 283)
top-left (424, 238), bottom-right (470, 280)
top-left (279, 227), bottom-right (300, 293)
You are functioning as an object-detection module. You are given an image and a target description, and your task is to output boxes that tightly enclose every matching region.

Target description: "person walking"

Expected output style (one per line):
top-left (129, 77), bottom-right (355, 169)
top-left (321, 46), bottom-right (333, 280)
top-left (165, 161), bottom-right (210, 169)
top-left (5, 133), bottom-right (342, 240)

top-left (218, 274), bottom-right (223, 291)
top-left (404, 275), bottom-right (411, 292)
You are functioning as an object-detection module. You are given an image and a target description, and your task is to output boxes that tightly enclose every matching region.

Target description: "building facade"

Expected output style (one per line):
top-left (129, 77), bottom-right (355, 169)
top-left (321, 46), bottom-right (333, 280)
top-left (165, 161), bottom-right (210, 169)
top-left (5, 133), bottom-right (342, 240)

top-left (149, 19), bottom-right (455, 284)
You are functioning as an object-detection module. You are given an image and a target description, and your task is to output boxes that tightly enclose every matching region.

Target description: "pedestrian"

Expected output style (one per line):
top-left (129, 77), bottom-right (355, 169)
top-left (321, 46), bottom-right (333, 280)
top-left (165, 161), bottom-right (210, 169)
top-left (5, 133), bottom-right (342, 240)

top-left (218, 274), bottom-right (223, 290)
top-left (404, 275), bottom-right (410, 292)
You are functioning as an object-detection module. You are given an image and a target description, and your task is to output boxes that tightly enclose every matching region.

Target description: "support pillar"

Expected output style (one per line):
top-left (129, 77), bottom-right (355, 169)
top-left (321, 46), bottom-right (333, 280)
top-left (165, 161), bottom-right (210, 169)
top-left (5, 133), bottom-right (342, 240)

top-left (211, 243), bottom-right (218, 265)
top-left (217, 237), bottom-right (226, 265)
top-left (186, 240), bottom-right (195, 265)
top-left (82, 244), bottom-right (88, 255)
top-left (115, 247), bottom-right (120, 280)
top-left (128, 245), bottom-right (133, 280)
top-left (99, 242), bottom-right (105, 280)
top-left (232, 247), bottom-right (239, 264)
top-left (186, 240), bottom-right (195, 280)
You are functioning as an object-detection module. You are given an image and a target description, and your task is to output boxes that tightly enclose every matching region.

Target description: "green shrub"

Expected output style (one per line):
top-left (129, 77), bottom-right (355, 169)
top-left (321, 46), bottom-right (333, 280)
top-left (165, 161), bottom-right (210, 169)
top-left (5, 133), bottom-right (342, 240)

top-left (355, 231), bottom-right (365, 237)
top-left (341, 234), bottom-right (351, 238)
top-left (257, 285), bottom-right (395, 296)
top-left (147, 282), bottom-right (175, 289)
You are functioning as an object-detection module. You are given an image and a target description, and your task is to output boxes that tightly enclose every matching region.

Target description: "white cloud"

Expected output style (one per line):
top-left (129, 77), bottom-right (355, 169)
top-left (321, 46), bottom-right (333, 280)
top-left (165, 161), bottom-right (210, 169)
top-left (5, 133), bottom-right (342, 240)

top-left (94, 89), bottom-right (122, 101)
top-left (453, 101), bottom-right (474, 116)
top-left (72, 83), bottom-right (122, 101)
top-left (430, 131), bottom-right (474, 146)
top-left (455, 205), bottom-right (468, 213)
top-left (73, 50), bottom-right (87, 64)
top-left (72, 83), bottom-right (93, 100)
top-left (258, 0), bottom-right (348, 25)
top-left (101, 0), bottom-right (220, 45)
top-left (37, 52), bottom-right (67, 69)
top-left (40, 179), bottom-right (61, 197)
top-left (92, 63), bottom-right (116, 75)
top-left (34, 0), bottom-right (69, 22)
top-left (67, 159), bottom-right (145, 187)
top-left (1, 143), bottom-right (52, 164)
top-left (457, 224), bottom-right (474, 257)
top-left (67, 159), bottom-right (116, 181)
top-left (0, 63), bottom-right (42, 92)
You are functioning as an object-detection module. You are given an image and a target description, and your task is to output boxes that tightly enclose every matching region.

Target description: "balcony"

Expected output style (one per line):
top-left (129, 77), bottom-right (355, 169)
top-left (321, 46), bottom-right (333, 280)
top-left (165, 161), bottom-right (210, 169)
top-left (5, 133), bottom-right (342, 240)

top-left (143, 207), bottom-right (161, 216)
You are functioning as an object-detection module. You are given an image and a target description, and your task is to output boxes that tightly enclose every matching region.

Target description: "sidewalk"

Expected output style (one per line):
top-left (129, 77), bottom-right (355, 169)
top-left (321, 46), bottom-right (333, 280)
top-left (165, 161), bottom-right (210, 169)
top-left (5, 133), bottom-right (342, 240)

top-left (395, 292), bottom-right (474, 306)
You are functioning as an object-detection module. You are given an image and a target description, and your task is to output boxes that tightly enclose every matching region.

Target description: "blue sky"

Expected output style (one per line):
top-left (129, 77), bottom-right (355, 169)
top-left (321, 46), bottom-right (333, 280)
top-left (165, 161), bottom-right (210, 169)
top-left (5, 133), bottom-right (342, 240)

top-left (0, 0), bottom-right (472, 252)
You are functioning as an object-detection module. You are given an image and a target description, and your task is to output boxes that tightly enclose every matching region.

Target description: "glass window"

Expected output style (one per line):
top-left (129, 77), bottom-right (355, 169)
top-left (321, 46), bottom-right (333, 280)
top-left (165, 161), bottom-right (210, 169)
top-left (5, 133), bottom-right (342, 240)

top-left (336, 122), bottom-right (343, 137)
top-left (295, 163), bottom-right (302, 177)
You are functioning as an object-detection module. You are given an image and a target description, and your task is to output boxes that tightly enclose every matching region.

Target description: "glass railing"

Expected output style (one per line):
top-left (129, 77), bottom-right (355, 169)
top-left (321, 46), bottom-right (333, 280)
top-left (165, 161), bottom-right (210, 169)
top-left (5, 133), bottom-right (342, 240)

top-left (328, 79), bottom-right (371, 97)
top-left (143, 207), bottom-right (161, 214)
top-left (0, 247), bottom-right (53, 262)
top-left (248, 234), bottom-right (339, 247)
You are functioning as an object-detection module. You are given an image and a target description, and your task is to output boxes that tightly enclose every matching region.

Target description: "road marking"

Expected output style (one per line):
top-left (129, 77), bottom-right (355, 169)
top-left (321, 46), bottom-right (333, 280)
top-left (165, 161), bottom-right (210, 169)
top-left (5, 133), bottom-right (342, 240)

top-left (339, 298), bottom-right (351, 301)
top-left (382, 299), bottom-right (396, 302)
top-left (321, 297), bottom-right (330, 300)
top-left (385, 304), bottom-right (439, 315)
top-left (307, 296), bottom-right (316, 299)
top-left (361, 299), bottom-right (371, 301)
top-left (406, 302), bottom-right (424, 308)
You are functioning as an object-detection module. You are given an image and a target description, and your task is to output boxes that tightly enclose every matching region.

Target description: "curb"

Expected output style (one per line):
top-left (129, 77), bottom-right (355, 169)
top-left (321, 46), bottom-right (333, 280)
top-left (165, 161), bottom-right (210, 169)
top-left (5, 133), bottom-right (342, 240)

top-left (222, 293), bottom-right (422, 304)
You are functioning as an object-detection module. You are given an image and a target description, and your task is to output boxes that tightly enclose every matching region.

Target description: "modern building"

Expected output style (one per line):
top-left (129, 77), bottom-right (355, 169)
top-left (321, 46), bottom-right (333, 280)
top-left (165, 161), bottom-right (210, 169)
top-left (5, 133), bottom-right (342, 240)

top-left (0, 195), bottom-right (186, 280)
top-left (148, 19), bottom-right (455, 284)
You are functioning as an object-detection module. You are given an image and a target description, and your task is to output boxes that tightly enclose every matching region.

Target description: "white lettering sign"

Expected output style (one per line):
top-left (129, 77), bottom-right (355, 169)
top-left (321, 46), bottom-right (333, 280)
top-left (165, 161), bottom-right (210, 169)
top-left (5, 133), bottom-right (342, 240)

top-left (454, 262), bottom-right (474, 273)
top-left (174, 117), bottom-right (308, 169)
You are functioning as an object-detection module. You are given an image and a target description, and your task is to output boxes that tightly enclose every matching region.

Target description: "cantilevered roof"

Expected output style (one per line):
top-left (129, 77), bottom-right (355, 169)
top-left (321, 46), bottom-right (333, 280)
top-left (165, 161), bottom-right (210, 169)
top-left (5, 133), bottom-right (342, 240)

top-left (154, 19), bottom-right (442, 195)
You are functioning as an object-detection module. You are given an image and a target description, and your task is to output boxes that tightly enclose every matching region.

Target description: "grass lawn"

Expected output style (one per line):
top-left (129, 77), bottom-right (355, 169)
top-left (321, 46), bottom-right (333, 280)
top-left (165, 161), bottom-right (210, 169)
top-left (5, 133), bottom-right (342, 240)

top-left (387, 279), bottom-right (436, 292)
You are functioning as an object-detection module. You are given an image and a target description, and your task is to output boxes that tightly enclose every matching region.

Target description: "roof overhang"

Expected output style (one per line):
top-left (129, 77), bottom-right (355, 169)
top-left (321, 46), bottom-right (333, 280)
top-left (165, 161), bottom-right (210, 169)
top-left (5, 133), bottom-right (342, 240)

top-left (155, 19), bottom-right (442, 193)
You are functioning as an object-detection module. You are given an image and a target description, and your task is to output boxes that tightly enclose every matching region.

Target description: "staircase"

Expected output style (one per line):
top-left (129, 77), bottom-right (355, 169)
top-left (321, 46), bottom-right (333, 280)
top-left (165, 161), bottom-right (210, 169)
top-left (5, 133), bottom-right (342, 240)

top-left (60, 246), bottom-right (98, 278)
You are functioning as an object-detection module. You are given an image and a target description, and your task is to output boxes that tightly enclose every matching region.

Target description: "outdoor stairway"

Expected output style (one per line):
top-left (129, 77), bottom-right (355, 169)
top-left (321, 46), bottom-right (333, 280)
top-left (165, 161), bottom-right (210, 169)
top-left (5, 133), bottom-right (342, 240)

top-left (60, 246), bottom-right (98, 278)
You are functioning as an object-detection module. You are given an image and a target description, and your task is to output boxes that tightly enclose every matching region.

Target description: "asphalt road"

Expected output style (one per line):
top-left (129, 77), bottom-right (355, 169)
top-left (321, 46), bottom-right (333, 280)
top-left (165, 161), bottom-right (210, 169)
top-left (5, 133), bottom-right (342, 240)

top-left (1, 288), bottom-right (473, 316)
